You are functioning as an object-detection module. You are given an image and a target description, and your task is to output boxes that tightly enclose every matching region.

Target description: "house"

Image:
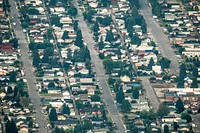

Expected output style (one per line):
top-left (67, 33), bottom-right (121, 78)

top-left (152, 65), bottom-right (162, 74)
top-left (54, 120), bottom-right (79, 130)
top-left (48, 87), bottom-right (62, 94)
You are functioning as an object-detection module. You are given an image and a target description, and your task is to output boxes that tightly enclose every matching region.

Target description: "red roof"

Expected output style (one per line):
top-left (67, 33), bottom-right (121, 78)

top-left (0, 45), bottom-right (13, 50)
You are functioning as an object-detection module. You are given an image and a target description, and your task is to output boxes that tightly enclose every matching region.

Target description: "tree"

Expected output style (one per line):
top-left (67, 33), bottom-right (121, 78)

top-left (74, 29), bottom-right (84, 48)
top-left (90, 95), bottom-right (101, 102)
top-left (75, 100), bottom-right (83, 109)
top-left (190, 77), bottom-right (198, 88)
top-left (7, 86), bottom-right (13, 94)
top-left (68, 7), bottom-right (77, 16)
top-left (82, 119), bottom-right (93, 132)
top-left (176, 98), bottom-right (184, 113)
top-left (74, 124), bottom-right (82, 133)
top-left (49, 107), bottom-right (58, 121)
top-left (158, 57), bottom-right (171, 69)
top-left (192, 65), bottom-right (198, 78)
top-left (93, 21), bottom-right (99, 33)
top-left (9, 70), bottom-right (17, 82)
top-left (152, 2), bottom-right (162, 18)
top-left (10, 38), bottom-right (18, 48)
top-left (52, 127), bottom-right (66, 133)
top-left (181, 113), bottom-right (192, 123)
top-left (102, 110), bottom-right (107, 120)
top-left (6, 119), bottom-right (18, 133)
top-left (49, 0), bottom-right (57, 6)
top-left (48, 82), bottom-right (55, 88)
top-left (108, 78), bottom-right (115, 85)
top-left (177, 77), bottom-right (184, 88)
top-left (51, 16), bottom-right (61, 26)
top-left (121, 100), bottom-right (131, 113)
top-left (116, 89), bottom-right (124, 103)
top-left (62, 30), bottom-right (69, 40)
top-left (179, 63), bottom-right (187, 79)
top-left (105, 29), bottom-right (114, 43)
top-left (157, 103), bottom-right (169, 117)
top-left (32, 49), bottom-right (40, 67)
top-left (148, 58), bottom-right (154, 69)
top-left (164, 124), bottom-right (169, 133)
top-left (173, 122), bottom-right (179, 130)
top-left (62, 103), bottom-right (70, 115)
top-left (129, 0), bottom-right (140, 8)
top-left (131, 34), bottom-right (141, 46)
top-left (132, 88), bottom-right (139, 99)
top-left (98, 37), bottom-right (104, 50)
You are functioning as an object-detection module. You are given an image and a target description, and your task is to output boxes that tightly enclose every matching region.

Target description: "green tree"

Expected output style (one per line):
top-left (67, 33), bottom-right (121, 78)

top-left (116, 89), bottom-right (124, 103)
top-left (51, 15), bottom-right (61, 26)
top-left (49, 0), bottom-right (57, 6)
top-left (62, 103), bottom-right (70, 115)
top-left (132, 88), bottom-right (139, 99)
top-left (75, 100), bottom-right (83, 109)
top-left (98, 37), bottom-right (105, 50)
top-left (49, 107), bottom-right (58, 121)
top-left (190, 77), bottom-right (198, 88)
top-left (5, 119), bottom-right (18, 133)
top-left (9, 70), bottom-right (17, 82)
top-left (192, 65), bottom-right (198, 78)
top-left (105, 29), bottom-right (114, 43)
top-left (82, 119), bottom-right (93, 132)
top-left (74, 124), bottom-right (82, 133)
top-left (93, 21), bottom-right (99, 33)
top-left (52, 127), bottom-right (66, 133)
top-left (108, 78), bottom-right (116, 85)
top-left (32, 49), bottom-right (40, 67)
top-left (177, 77), bottom-right (185, 88)
top-left (74, 29), bottom-right (84, 48)
top-left (121, 100), bottom-right (131, 113)
top-left (152, 3), bottom-right (162, 17)
top-left (10, 38), bottom-right (18, 48)
top-left (179, 63), bottom-right (187, 79)
top-left (176, 98), bottom-right (184, 113)
top-left (13, 86), bottom-right (18, 97)
top-left (62, 30), bottom-right (69, 40)
top-left (131, 34), bottom-right (141, 46)
top-left (129, 0), bottom-right (140, 8)
top-left (158, 57), bottom-right (171, 69)
top-left (28, 9), bottom-right (39, 15)
top-left (148, 58), bottom-right (154, 69)
top-left (48, 82), bottom-right (55, 88)
top-left (7, 86), bottom-right (13, 94)
top-left (173, 122), bottom-right (179, 130)
top-left (164, 124), bottom-right (169, 133)
top-left (181, 113), bottom-right (192, 123)
top-left (90, 95), bottom-right (101, 102)
top-left (157, 103), bottom-right (169, 118)
top-left (68, 7), bottom-right (77, 16)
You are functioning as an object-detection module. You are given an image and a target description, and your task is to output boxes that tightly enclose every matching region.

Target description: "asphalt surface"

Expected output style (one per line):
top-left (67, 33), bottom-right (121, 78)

top-left (73, 0), bottom-right (126, 132)
top-left (139, 0), bottom-right (180, 76)
top-left (9, 1), bottom-right (47, 132)
top-left (140, 77), bottom-right (159, 112)
top-left (191, 114), bottom-right (200, 132)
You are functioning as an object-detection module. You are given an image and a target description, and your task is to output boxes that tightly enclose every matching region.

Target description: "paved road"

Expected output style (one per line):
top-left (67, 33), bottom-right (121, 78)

top-left (140, 77), bottom-right (159, 112)
top-left (9, 1), bottom-right (47, 132)
top-left (139, 0), bottom-right (180, 76)
top-left (191, 114), bottom-right (200, 132)
top-left (73, 0), bottom-right (126, 132)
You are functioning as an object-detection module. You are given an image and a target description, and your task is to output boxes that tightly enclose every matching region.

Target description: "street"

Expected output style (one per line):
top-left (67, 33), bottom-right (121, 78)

top-left (140, 77), bottom-right (159, 112)
top-left (9, 1), bottom-right (47, 132)
top-left (139, 0), bottom-right (180, 76)
top-left (73, 0), bottom-right (126, 132)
